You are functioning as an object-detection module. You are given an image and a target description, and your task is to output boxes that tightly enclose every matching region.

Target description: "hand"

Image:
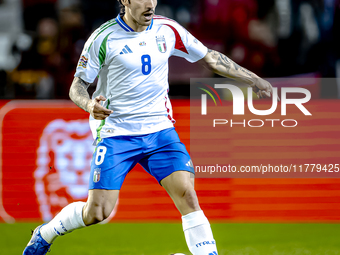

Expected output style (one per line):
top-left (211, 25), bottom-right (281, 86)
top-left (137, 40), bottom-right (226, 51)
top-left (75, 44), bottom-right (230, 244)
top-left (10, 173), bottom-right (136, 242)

top-left (87, 95), bottom-right (113, 120)
top-left (251, 78), bottom-right (276, 99)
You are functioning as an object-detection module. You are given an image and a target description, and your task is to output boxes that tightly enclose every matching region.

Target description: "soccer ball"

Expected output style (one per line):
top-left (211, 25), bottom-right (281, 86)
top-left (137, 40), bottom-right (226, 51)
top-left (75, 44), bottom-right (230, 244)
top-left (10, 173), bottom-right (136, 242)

top-left (171, 254), bottom-right (187, 255)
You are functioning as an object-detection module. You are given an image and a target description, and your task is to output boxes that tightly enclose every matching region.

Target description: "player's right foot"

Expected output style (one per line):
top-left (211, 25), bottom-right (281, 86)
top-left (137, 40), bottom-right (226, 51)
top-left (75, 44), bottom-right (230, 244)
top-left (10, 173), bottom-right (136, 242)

top-left (23, 224), bottom-right (51, 255)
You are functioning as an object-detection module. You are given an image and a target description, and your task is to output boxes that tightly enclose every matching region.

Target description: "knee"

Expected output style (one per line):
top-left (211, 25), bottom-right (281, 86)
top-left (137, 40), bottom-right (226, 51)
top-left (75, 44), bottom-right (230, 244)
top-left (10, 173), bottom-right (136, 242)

top-left (83, 204), bottom-right (112, 225)
top-left (182, 189), bottom-right (200, 211)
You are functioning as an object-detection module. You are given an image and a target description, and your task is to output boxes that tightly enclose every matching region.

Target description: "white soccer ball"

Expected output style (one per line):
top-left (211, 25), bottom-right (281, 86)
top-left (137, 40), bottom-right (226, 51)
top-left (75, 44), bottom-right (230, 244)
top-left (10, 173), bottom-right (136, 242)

top-left (171, 254), bottom-right (187, 255)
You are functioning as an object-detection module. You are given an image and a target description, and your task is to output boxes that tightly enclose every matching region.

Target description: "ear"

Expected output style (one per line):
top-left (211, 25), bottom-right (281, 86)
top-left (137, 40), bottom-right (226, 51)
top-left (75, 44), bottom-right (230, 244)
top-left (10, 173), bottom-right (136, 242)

top-left (121, 0), bottom-right (130, 7)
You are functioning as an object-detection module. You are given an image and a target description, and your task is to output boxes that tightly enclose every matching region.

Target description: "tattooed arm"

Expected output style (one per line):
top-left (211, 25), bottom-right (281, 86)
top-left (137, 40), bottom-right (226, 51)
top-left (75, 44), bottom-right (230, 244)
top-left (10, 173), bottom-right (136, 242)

top-left (198, 49), bottom-right (273, 98)
top-left (69, 77), bottom-right (113, 120)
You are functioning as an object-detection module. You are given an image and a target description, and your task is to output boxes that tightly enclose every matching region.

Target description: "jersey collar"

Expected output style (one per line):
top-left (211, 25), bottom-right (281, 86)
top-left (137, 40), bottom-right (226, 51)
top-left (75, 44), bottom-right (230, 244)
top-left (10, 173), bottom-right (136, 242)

top-left (115, 14), bottom-right (153, 32)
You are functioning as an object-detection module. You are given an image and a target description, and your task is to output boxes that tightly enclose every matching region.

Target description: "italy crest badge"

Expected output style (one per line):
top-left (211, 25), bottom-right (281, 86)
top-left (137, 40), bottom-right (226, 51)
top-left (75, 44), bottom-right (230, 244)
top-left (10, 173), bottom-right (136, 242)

top-left (93, 168), bottom-right (101, 183)
top-left (156, 35), bottom-right (167, 53)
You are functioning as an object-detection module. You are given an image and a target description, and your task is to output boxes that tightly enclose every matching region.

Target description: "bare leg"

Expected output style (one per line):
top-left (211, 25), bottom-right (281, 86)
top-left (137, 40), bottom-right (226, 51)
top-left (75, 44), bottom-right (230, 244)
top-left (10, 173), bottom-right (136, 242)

top-left (161, 171), bottom-right (218, 255)
top-left (161, 171), bottom-right (200, 215)
top-left (83, 189), bottom-right (119, 225)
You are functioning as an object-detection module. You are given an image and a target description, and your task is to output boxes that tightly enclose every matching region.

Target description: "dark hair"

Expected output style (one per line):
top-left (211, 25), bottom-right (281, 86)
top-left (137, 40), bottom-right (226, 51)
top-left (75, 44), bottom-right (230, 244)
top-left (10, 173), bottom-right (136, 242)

top-left (117, 0), bottom-right (130, 14)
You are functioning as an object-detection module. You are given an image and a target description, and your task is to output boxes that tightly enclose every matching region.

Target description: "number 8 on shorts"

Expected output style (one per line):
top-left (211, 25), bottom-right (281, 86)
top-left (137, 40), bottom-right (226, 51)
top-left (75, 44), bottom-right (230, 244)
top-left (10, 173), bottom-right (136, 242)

top-left (95, 146), bottom-right (107, 165)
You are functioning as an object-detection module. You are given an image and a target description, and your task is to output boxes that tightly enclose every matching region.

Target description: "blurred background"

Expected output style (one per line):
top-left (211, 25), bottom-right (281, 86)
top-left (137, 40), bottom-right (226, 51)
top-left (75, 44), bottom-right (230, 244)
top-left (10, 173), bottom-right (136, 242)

top-left (0, 0), bottom-right (339, 98)
top-left (0, 1), bottom-right (340, 254)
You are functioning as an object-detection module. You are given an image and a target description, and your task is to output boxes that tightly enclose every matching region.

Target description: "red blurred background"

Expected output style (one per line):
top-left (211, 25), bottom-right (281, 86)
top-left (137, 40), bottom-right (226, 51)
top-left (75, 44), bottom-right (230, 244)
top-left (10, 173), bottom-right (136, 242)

top-left (1, 98), bottom-right (339, 223)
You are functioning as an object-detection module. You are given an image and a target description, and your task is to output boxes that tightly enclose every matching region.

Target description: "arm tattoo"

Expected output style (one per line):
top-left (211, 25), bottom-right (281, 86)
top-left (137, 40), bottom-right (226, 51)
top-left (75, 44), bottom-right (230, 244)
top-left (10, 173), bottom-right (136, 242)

top-left (216, 52), bottom-right (231, 72)
top-left (207, 49), bottom-right (255, 82)
top-left (231, 61), bottom-right (253, 77)
top-left (69, 77), bottom-right (91, 112)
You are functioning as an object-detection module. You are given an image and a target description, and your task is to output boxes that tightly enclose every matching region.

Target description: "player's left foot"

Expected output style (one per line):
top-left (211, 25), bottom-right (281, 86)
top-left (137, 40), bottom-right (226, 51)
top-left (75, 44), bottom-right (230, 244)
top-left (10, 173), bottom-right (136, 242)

top-left (23, 224), bottom-right (51, 255)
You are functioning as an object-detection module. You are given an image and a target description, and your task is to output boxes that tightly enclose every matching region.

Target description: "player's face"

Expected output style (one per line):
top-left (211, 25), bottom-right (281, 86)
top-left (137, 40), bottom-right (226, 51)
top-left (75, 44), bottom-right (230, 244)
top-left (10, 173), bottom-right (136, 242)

top-left (124, 0), bottom-right (157, 31)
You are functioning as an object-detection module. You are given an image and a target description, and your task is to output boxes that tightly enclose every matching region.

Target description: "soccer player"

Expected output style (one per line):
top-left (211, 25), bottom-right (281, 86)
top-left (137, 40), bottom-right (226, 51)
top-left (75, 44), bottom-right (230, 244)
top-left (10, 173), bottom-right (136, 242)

top-left (23, 0), bottom-right (273, 254)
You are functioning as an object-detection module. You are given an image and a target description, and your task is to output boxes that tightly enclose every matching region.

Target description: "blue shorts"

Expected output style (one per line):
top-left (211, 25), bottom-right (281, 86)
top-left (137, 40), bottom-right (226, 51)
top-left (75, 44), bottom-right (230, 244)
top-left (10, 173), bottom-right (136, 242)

top-left (89, 128), bottom-right (194, 190)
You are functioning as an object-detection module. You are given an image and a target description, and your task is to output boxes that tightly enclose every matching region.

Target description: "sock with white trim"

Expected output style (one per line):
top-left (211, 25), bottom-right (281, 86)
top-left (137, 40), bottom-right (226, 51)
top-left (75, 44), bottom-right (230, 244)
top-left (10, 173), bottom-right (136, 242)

top-left (40, 202), bottom-right (86, 243)
top-left (182, 210), bottom-right (218, 255)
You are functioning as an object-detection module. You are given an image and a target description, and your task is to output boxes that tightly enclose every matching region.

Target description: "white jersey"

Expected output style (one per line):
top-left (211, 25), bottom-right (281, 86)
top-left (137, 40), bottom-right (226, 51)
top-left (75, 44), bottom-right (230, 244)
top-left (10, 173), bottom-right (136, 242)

top-left (75, 14), bottom-right (207, 139)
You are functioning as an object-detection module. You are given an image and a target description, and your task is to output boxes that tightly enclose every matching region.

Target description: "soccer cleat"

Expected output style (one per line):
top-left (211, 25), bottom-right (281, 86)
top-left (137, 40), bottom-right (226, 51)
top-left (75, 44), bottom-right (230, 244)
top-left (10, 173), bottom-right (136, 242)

top-left (209, 252), bottom-right (218, 255)
top-left (23, 224), bottom-right (51, 255)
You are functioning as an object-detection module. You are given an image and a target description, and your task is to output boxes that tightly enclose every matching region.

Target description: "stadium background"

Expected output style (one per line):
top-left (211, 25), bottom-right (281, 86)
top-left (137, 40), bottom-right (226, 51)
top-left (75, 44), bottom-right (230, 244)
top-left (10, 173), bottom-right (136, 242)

top-left (0, 0), bottom-right (340, 254)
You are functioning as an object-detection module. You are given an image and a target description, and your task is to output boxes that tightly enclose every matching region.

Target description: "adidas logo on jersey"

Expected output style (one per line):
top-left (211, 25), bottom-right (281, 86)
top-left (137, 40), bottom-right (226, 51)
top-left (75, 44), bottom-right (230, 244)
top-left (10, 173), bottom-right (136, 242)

top-left (120, 45), bottom-right (133, 54)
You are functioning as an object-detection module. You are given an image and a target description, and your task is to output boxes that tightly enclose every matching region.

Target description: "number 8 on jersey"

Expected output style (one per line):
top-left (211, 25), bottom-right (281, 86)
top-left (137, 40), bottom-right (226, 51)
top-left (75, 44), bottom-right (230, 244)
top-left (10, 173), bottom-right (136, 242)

top-left (141, 54), bottom-right (151, 75)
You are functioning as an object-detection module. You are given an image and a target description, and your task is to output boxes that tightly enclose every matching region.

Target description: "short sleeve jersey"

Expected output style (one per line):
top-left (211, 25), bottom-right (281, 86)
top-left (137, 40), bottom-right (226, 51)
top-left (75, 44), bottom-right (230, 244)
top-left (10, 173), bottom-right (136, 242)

top-left (75, 14), bottom-right (207, 139)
